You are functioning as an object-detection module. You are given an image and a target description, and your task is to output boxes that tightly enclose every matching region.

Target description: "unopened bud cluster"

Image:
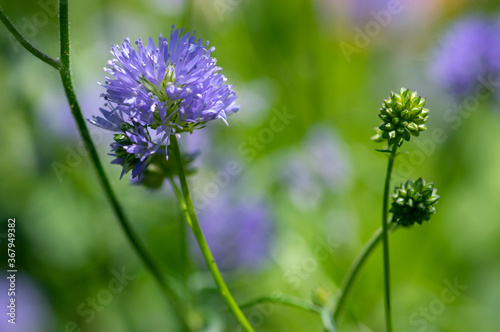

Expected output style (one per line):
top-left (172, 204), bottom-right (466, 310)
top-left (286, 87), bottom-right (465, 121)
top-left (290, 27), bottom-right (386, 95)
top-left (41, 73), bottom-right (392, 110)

top-left (372, 88), bottom-right (429, 147)
top-left (390, 178), bottom-right (439, 227)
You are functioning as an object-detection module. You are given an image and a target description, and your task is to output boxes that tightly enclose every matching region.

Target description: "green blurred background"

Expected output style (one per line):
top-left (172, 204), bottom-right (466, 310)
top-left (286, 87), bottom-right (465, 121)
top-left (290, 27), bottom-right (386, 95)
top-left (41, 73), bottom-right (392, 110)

top-left (1, 0), bottom-right (500, 331)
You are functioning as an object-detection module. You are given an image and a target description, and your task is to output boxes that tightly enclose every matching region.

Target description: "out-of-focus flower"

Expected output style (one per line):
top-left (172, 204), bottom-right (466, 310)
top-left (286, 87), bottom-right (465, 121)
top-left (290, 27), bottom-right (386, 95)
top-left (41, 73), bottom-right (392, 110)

top-left (317, 0), bottom-right (441, 32)
top-left (0, 274), bottom-right (55, 332)
top-left (280, 124), bottom-right (351, 210)
top-left (282, 157), bottom-right (323, 210)
top-left (90, 26), bottom-right (239, 178)
top-left (390, 178), bottom-right (439, 227)
top-left (372, 88), bottom-right (428, 147)
top-left (430, 15), bottom-right (500, 98)
top-left (305, 124), bottom-right (351, 188)
top-left (346, 0), bottom-right (393, 23)
top-left (193, 195), bottom-right (273, 271)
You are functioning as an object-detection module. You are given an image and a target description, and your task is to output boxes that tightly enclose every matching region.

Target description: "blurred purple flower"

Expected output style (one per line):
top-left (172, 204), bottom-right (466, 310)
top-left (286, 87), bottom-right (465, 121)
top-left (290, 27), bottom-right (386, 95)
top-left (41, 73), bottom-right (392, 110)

top-left (0, 274), bottom-right (55, 332)
top-left (192, 195), bottom-right (273, 271)
top-left (280, 124), bottom-right (351, 210)
top-left (90, 26), bottom-right (239, 178)
top-left (282, 157), bottom-right (323, 211)
top-left (430, 15), bottom-right (500, 98)
top-left (347, 0), bottom-right (392, 23)
top-left (305, 124), bottom-right (351, 189)
top-left (39, 85), bottom-right (103, 140)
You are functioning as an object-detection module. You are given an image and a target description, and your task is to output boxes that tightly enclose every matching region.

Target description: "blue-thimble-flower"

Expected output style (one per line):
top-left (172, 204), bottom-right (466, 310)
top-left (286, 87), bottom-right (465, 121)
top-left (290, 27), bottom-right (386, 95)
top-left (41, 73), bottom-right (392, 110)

top-left (89, 26), bottom-right (239, 178)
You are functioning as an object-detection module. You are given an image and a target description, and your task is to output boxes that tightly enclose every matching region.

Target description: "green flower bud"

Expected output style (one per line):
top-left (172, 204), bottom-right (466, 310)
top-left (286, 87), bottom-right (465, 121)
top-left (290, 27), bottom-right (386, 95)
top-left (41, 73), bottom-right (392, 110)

top-left (113, 134), bottom-right (141, 175)
top-left (390, 178), bottom-right (439, 227)
top-left (311, 285), bottom-right (331, 307)
top-left (373, 88), bottom-right (429, 146)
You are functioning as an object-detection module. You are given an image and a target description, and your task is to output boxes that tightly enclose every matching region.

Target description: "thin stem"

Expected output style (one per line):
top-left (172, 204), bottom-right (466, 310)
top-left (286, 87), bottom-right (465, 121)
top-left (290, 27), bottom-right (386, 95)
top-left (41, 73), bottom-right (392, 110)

top-left (333, 223), bottom-right (399, 322)
top-left (240, 295), bottom-right (321, 314)
top-left (169, 176), bottom-right (193, 228)
top-left (58, 2), bottom-right (189, 330)
top-left (382, 145), bottom-right (397, 332)
top-left (0, 7), bottom-right (61, 70)
top-left (168, 176), bottom-right (191, 283)
top-left (170, 135), bottom-right (255, 332)
top-left (320, 307), bottom-right (337, 332)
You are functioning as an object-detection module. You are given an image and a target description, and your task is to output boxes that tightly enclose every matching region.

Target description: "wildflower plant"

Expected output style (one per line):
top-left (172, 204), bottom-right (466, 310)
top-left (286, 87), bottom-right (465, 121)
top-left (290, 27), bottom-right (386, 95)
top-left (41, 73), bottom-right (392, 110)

top-left (0, 1), bottom-right (443, 330)
top-left (240, 89), bottom-right (440, 332)
top-left (0, 3), bottom-right (253, 330)
top-left (90, 28), bottom-right (239, 179)
top-left (0, 4), bottom-right (193, 331)
top-left (90, 28), bottom-right (254, 331)
top-left (369, 88), bottom-right (439, 331)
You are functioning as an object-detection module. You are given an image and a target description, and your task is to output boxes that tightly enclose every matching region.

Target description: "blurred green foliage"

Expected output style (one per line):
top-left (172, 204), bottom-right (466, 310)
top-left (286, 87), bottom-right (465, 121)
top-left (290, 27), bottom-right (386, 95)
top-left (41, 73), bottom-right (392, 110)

top-left (1, 0), bottom-right (500, 331)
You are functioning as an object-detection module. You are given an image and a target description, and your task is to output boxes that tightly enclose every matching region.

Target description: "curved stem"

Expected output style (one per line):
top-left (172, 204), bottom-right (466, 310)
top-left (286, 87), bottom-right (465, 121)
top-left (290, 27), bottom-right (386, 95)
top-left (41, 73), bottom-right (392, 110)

top-left (381, 145), bottom-right (397, 332)
top-left (170, 135), bottom-right (255, 332)
top-left (0, 7), bottom-right (61, 70)
top-left (240, 294), bottom-right (320, 314)
top-left (333, 223), bottom-right (399, 321)
top-left (169, 176), bottom-right (193, 229)
top-left (58, 2), bottom-right (189, 330)
top-left (170, 176), bottom-right (190, 279)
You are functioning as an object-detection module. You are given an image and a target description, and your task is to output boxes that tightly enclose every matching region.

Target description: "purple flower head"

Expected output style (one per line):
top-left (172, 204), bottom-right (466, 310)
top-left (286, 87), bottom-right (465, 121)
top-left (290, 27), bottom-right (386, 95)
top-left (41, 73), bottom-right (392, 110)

top-left (430, 15), bottom-right (500, 98)
top-left (192, 195), bottom-right (273, 271)
top-left (90, 26), bottom-right (239, 178)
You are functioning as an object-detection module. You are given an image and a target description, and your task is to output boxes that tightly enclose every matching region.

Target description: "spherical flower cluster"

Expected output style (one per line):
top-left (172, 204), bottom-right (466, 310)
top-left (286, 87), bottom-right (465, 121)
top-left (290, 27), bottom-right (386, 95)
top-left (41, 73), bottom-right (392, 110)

top-left (390, 178), bottom-right (439, 227)
top-left (89, 26), bottom-right (239, 178)
top-left (430, 15), bottom-right (500, 98)
top-left (372, 88), bottom-right (429, 147)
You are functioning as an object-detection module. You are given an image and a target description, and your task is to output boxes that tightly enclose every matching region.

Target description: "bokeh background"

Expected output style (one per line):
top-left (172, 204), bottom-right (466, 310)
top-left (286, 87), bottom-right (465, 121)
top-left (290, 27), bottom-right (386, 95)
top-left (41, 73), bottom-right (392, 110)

top-left (1, 0), bottom-right (500, 331)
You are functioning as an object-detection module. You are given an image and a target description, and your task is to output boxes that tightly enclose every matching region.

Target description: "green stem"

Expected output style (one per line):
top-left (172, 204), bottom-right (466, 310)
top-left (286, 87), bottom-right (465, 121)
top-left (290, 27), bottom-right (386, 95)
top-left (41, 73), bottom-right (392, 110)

top-left (1, 2), bottom-right (190, 330)
top-left (240, 294), bottom-right (320, 314)
top-left (332, 223), bottom-right (399, 322)
top-left (382, 144), bottom-right (397, 332)
top-left (58, 2), bottom-right (189, 330)
top-left (168, 176), bottom-right (191, 284)
top-left (170, 135), bottom-right (255, 332)
top-left (0, 7), bottom-right (61, 70)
